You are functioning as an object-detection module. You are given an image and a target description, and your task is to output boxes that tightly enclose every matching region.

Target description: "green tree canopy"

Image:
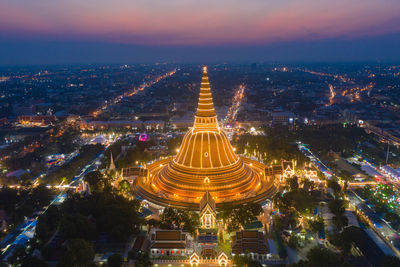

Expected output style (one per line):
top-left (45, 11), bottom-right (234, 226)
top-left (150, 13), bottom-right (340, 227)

top-left (58, 239), bottom-right (95, 267)
top-left (107, 253), bottom-right (124, 267)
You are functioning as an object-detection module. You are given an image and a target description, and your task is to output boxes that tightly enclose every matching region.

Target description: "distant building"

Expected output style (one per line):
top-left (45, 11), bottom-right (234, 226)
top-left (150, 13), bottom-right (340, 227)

top-left (79, 120), bottom-right (164, 131)
top-left (272, 111), bottom-right (295, 125)
top-left (0, 118), bottom-right (9, 127)
top-left (170, 116), bottom-right (193, 129)
top-left (231, 230), bottom-right (269, 261)
top-left (79, 120), bottom-right (143, 130)
top-left (150, 230), bottom-right (192, 257)
top-left (13, 104), bottom-right (35, 116)
top-left (66, 114), bottom-right (80, 125)
top-left (17, 115), bottom-right (56, 127)
top-left (143, 120), bottom-right (165, 131)
top-left (121, 167), bottom-right (147, 183)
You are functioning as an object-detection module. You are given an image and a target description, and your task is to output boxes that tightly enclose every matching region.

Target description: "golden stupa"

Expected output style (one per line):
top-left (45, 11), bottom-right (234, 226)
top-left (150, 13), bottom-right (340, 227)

top-left (134, 67), bottom-right (276, 209)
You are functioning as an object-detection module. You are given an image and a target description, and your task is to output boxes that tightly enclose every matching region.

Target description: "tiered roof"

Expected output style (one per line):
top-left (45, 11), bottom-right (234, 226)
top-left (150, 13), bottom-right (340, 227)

top-left (231, 230), bottom-right (269, 255)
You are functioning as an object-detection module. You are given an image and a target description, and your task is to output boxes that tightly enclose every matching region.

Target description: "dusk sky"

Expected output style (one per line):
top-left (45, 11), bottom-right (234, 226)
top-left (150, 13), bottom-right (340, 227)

top-left (1, 0), bottom-right (400, 64)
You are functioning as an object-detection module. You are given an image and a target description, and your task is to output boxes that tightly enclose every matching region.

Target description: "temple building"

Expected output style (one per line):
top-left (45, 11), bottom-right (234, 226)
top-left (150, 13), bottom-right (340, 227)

top-left (231, 230), bottom-right (269, 261)
top-left (199, 191), bottom-right (217, 229)
top-left (134, 66), bottom-right (276, 209)
top-left (150, 230), bottom-right (192, 257)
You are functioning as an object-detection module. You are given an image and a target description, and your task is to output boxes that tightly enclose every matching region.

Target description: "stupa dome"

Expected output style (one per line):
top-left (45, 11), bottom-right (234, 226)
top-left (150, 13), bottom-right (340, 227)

top-left (134, 66), bottom-right (276, 209)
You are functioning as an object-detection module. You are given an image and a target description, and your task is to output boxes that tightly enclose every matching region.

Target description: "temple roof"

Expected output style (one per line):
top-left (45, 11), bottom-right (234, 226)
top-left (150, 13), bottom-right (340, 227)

top-left (200, 191), bottom-right (216, 213)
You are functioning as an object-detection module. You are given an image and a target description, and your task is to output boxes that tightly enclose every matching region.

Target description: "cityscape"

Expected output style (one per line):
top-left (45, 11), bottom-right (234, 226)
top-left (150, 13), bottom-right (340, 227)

top-left (1, 1), bottom-right (400, 267)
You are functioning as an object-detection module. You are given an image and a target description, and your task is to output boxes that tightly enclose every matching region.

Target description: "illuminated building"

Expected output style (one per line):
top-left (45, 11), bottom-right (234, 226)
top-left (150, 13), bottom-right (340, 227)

top-left (218, 252), bottom-right (228, 266)
top-left (150, 230), bottom-right (192, 257)
top-left (17, 115), bottom-right (56, 127)
top-left (199, 191), bottom-right (216, 229)
top-left (135, 67), bottom-right (276, 208)
top-left (231, 230), bottom-right (269, 261)
top-left (189, 252), bottom-right (200, 266)
top-left (109, 152), bottom-right (116, 171)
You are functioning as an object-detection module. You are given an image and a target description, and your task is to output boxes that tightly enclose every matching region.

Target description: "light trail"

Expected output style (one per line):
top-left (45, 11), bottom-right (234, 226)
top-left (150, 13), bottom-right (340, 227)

top-left (301, 68), bottom-right (374, 104)
top-left (93, 69), bottom-right (176, 117)
top-left (327, 84), bottom-right (336, 106)
top-left (222, 84), bottom-right (246, 129)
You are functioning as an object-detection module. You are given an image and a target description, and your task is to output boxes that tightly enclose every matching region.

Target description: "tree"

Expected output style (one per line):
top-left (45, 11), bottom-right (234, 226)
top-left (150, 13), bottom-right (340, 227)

top-left (291, 247), bottom-right (350, 267)
top-left (107, 253), bottom-right (123, 267)
top-left (288, 234), bottom-right (302, 249)
top-left (232, 254), bottom-right (262, 267)
top-left (61, 192), bottom-right (142, 243)
top-left (328, 199), bottom-right (348, 231)
top-left (118, 179), bottom-right (131, 195)
top-left (328, 199), bottom-right (347, 215)
top-left (21, 256), bottom-right (48, 267)
top-left (327, 179), bottom-right (342, 197)
top-left (134, 251), bottom-right (152, 267)
top-left (301, 179), bottom-right (315, 192)
top-left (308, 216), bottom-right (324, 234)
top-left (329, 226), bottom-right (364, 254)
top-left (218, 203), bottom-right (263, 232)
top-left (381, 255), bottom-right (400, 267)
top-left (84, 170), bottom-right (106, 192)
top-left (58, 239), bottom-right (95, 267)
top-left (287, 176), bottom-right (299, 191)
top-left (159, 207), bottom-right (199, 235)
top-left (59, 214), bottom-right (98, 241)
top-left (332, 214), bottom-right (349, 231)
top-left (306, 247), bottom-right (349, 266)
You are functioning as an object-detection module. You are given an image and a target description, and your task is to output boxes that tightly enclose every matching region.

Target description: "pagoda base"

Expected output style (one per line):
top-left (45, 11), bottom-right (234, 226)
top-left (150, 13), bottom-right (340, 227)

top-left (133, 157), bottom-right (277, 210)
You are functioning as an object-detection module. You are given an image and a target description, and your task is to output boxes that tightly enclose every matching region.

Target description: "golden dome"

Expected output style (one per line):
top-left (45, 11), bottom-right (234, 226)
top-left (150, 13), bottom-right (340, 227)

top-left (134, 66), bottom-right (276, 209)
top-left (173, 67), bottom-right (237, 168)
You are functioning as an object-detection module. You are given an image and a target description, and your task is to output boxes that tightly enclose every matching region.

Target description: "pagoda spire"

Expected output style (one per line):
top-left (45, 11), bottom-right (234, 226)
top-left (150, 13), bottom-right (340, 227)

top-left (193, 66), bottom-right (219, 131)
top-left (109, 152), bottom-right (116, 171)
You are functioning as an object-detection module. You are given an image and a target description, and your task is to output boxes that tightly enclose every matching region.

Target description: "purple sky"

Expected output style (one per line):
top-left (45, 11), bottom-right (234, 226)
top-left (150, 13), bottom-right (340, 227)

top-left (1, 0), bottom-right (400, 64)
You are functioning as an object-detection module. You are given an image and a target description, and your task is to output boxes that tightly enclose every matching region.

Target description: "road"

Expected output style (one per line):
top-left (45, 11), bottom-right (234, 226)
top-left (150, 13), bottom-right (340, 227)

top-left (0, 146), bottom-right (108, 260)
top-left (223, 84), bottom-right (246, 130)
top-left (93, 69), bottom-right (176, 117)
top-left (297, 143), bottom-right (332, 178)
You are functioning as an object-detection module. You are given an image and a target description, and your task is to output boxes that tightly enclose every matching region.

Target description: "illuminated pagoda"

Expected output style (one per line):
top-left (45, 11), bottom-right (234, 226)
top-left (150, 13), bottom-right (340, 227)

top-left (134, 66), bottom-right (276, 209)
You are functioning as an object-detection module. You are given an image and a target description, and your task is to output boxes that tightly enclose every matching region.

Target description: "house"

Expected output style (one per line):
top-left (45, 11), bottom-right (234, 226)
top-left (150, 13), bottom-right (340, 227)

top-left (150, 230), bottom-right (192, 257)
top-left (231, 230), bottom-right (269, 261)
